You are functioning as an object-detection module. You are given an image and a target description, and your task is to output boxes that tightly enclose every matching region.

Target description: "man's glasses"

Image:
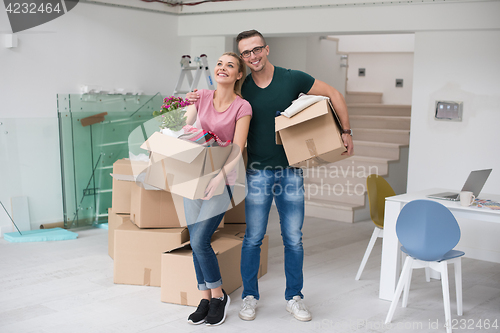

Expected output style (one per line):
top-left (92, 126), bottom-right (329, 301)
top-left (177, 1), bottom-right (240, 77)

top-left (240, 45), bottom-right (267, 59)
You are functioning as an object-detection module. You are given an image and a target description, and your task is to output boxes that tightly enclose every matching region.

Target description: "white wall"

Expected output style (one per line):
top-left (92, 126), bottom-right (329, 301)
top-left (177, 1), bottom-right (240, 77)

top-left (266, 37), bottom-right (308, 72)
top-left (188, 36), bottom-right (232, 91)
top-left (332, 34), bottom-right (415, 53)
top-left (266, 36), bottom-right (346, 94)
top-left (408, 30), bottom-right (500, 195)
top-left (305, 37), bottom-right (346, 96)
top-left (0, 3), bottom-right (189, 230)
top-left (347, 53), bottom-right (414, 105)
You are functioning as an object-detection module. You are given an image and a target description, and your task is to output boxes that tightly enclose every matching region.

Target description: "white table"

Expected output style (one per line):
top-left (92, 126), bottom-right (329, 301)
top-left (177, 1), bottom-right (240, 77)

top-left (379, 189), bottom-right (500, 301)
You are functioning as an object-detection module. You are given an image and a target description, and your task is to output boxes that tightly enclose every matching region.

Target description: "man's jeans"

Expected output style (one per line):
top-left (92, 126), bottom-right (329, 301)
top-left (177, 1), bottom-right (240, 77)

top-left (241, 167), bottom-right (305, 300)
top-left (184, 186), bottom-right (233, 290)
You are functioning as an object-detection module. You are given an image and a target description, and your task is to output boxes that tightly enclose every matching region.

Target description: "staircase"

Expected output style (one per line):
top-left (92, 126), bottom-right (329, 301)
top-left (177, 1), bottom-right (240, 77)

top-left (304, 91), bottom-right (411, 223)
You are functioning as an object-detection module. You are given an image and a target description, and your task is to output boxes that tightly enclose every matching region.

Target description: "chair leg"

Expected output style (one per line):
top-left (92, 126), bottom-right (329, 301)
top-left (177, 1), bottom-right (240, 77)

top-left (402, 264), bottom-right (414, 308)
top-left (454, 258), bottom-right (463, 316)
top-left (355, 227), bottom-right (381, 280)
top-left (385, 256), bottom-right (413, 324)
top-left (425, 267), bottom-right (431, 282)
top-left (439, 261), bottom-right (453, 333)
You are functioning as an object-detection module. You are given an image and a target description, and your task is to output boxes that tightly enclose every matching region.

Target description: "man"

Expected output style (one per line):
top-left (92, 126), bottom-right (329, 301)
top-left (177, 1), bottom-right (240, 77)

top-left (236, 30), bottom-right (354, 322)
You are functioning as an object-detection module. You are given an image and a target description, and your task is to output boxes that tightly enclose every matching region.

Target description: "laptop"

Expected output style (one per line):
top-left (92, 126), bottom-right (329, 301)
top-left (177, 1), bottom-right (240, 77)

top-left (427, 169), bottom-right (492, 201)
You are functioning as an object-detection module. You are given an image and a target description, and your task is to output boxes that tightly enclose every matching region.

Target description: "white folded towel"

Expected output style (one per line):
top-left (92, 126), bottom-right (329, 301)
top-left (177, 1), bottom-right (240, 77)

top-left (281, 94), bottom-right (329, 118)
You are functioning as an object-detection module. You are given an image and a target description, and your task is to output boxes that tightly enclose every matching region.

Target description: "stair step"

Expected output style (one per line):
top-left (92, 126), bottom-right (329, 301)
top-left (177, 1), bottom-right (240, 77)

top-left (350, 115), bottom-right (411, 130)
top-left (348, 104), bottom-right (411, 117)
top-left (304, 157), bottom-right (389, 181)
top-left (304, 181), bottom-right (366, 205)
top-left (304, 91), bottom-right (410, 223)
top-left (329, 156), bottom-right (390, 176)
top-left (353, 141), bottom-right (404, 160)
top-left (306, 174), bottom-right (367, 187)
top-left (305, 199), bottom-right (365, 223)
top-left (353, 128), bottom-right (410, 145)
top-left (345, 92), bottom-right (383, 104)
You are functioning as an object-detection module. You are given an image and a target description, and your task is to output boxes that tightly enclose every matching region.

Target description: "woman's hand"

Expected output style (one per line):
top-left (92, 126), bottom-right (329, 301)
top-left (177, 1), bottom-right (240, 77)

top-left (185, 89), bottom-right (200, 104)
top-left (202, 173), bottom-right (225, 200)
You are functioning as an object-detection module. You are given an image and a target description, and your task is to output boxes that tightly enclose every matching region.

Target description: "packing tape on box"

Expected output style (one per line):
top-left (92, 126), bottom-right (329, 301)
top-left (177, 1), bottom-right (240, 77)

top-left (144, 268), bottom-right (151, 286)
top-left (180, 292), bottom-right (188, 305)
top-left (305, 138), bottom-right (329, 165)
top-left (208, 148), bottom-right (216, 171)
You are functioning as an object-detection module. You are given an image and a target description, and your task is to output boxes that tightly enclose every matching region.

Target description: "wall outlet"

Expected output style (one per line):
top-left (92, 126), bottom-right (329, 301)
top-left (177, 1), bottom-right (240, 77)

top-left (435, 101), bottom-right (463, 121)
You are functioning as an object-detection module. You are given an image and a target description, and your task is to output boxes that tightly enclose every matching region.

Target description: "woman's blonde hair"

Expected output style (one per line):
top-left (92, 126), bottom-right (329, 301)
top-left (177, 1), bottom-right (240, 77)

top-left (222, 51), bottom-right (246, 97)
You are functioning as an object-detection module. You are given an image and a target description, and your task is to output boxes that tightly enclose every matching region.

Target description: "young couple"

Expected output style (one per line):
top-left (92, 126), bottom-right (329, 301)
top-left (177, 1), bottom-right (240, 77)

top-left (181, 30), bottom-right (354, 326)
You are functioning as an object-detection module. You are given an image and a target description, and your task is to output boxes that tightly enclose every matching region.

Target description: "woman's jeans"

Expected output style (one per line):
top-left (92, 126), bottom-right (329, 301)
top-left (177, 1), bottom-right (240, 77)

top-left (183, 185), bottom-right (233, 291)
top-left (241, 168), bottom-right (305, 301)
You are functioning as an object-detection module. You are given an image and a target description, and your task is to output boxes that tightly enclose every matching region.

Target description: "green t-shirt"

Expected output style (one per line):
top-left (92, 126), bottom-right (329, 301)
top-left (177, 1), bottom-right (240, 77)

top-left (241, 66), bottom-right (315, 169)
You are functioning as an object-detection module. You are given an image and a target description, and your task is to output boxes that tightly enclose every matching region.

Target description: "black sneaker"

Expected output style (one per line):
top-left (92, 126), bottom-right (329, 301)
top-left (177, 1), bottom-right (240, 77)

top-left (205, 289), bottom-right (231, 326)
top-left (188, 299), bottom-right (210, 325)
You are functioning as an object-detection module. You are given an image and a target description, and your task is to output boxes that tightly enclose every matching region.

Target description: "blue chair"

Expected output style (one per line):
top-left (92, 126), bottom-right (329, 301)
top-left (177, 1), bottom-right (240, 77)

top-left (385, 199), bottom-right (464, 333)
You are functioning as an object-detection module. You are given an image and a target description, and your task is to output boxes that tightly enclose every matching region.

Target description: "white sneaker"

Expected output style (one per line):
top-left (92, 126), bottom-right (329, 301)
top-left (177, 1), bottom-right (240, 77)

top-left (239, 295), bottom-right (257, 321)
top-left (286, 296), bottom-right (312, 321)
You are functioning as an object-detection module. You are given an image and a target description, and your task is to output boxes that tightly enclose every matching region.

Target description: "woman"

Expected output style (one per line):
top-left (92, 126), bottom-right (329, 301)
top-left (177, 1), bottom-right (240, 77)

top-left (183, 52), bottom-right (251, 326)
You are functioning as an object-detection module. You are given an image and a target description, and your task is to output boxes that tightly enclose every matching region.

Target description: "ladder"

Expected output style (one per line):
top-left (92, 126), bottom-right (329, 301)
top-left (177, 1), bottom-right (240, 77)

top-left (173, 54), bottom-right (215, 96)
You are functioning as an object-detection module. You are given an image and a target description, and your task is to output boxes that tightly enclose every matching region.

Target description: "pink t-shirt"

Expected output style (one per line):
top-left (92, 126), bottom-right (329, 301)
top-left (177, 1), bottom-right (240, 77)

top-left (194, 89), bottom-right (252, 143)
top-left (194, 89), bottom-right (252, 186)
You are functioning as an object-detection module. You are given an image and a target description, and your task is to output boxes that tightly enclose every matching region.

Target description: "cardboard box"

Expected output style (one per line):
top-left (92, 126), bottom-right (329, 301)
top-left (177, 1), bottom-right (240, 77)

top-left (275, 99), bottom-right (348, 168)
top-left (140, 132), bottom-right (233, 200)
top-left (129, 182), bottom-right (187, 228)
top-left (108, 208), bottom-right (129, 259)
top-left (114, 220), bottom-right (189, 287)
top-left (224, 200), bottom-right (245, 224)
top-left (219, 227), bottom-right (269, 278)
top-left (111, 159), bottom-right (148, 213)
top-left (218, 223), bottom-right (246, 234)
top-left (111, 160), bottom-right (189, 229)
top-left (160, 233), bottom-right (242, 306)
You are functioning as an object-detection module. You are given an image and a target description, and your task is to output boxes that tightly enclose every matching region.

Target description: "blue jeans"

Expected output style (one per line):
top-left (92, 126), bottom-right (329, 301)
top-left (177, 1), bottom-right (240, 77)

top-left (241, 168), bottom-right (305, 301)
top-left (184, 186), bottom-right (233, 291)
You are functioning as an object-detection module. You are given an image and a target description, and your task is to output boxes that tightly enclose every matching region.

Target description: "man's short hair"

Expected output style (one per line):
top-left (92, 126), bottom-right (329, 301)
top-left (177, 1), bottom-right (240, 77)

top-left (236, 30), bottom-right (266, 46)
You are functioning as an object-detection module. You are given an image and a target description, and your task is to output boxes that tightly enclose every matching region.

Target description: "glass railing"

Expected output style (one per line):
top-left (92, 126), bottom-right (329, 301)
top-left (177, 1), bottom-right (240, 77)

top-left (58, 93), bottom-right (164, 228)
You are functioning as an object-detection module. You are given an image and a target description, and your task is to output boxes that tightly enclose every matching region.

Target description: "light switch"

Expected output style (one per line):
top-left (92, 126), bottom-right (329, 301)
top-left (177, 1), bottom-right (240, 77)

top-left (396, 79), bottom-right (403, 87)
top-left (435, 101), bottom-right (463, 121)
top-left (358, 68), bottom-right (365, 77)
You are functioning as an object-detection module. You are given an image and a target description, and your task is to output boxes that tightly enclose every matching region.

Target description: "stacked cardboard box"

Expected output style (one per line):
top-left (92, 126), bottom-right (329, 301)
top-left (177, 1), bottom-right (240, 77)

top-left (161, 232), bottom-right (243, 306)
top-left (107, 208), bottom-right (128, 259)
top-left (108, 134), bottom-right (268, 305)
top-left (110, 158), bottom-right (192, 287)
top-left (114, 219), bottom-right (188, 286)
